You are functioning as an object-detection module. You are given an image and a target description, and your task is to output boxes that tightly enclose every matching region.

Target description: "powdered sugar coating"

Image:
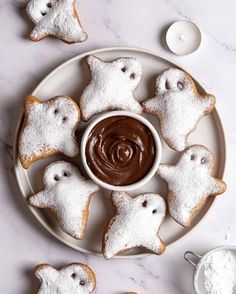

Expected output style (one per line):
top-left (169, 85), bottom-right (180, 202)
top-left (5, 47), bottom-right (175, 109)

top-left (103, 192), bottom-right (166, 259)
top-left (79, 55), bottom-right (143, 121)
top-left (142, 68), bottom-right (216, 151)
top-left (26, 0), bottom-right (88, 43)
top-left (35, 263), bottom-right (96, 294)
top-left (28, 161), bottom-right (99, 239)
top-left (157, 145), bottom-right (226, 227)
top-left (18, 95), bottom-right (80, 169)
top-left (203, 250), bottom-right (236, 294)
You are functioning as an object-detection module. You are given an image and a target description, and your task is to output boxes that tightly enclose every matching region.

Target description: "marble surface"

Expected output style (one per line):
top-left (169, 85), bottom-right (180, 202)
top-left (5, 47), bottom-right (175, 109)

top-left (0, 0), bottom-right (236, 293)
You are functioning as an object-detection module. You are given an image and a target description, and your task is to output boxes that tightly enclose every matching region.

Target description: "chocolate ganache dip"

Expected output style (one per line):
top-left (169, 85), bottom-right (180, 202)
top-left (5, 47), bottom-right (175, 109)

top-left (85, 116), bottom-right (156, 186)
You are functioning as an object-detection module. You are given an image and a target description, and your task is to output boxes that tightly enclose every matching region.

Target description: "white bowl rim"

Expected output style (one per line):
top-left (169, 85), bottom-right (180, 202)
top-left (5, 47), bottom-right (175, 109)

top-left (81, 110), bottom-right (162, 191)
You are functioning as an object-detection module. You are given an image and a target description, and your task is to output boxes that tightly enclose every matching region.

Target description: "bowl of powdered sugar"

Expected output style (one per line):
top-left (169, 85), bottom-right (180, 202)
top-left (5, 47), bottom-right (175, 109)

top-left (184, 246), bottom-right (236, 294)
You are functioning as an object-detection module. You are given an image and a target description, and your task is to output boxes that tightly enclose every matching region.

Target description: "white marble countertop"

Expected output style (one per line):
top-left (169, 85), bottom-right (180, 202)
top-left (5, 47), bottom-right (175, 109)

top-left (1, 0), bottom-right (236, 293)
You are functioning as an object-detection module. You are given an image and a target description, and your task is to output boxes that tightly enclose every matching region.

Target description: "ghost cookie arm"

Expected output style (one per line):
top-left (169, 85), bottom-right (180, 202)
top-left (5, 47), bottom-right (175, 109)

top-left (103, 216), bottom-right (119, 260)
top-left (18, 96), bottom-right (40, 169)
top-left (144, 236), bottom-right (166, 255)
top-left (157, 164), bottom-right (176, 182)
top-left (142, 95), bottom-right (163, 115)
top-left (28, 190), bottom-right (52, 208)
top-left (86, 55), bottom-right (105, 77)
top-left (203, 94), bottom-right (216, 114)
top-left (61, 137), bottom-right (79, 157)
top-left (111, 191), bottom-right (131, 212)
top-left (23, 95), bottom-right (41, 121)
top-left (123, 96), bottom-right (143, 114)
top-left (30, 25), bottom-right (49, 42)
top-left (35, 264), bottom-right (57, 279)
top-left (24, 95), bottom-right (40, 109)
top-left (35, 264), bottom-right (58, 292)
top-left (208, 177), bottom-right (227, 196)
top-left (195, 93), bottom-right (216, 115)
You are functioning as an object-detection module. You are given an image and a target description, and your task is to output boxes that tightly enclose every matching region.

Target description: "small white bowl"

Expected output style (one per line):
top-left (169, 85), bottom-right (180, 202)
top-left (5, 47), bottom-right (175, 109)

top-left (185, 246), bottom-right (236, 294)
top-left (81, 111), bottom-right (162, 191)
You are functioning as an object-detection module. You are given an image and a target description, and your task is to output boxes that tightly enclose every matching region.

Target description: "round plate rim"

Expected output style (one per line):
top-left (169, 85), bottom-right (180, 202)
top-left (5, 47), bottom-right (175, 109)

top-left (13, 46), bottom-right (227, 258)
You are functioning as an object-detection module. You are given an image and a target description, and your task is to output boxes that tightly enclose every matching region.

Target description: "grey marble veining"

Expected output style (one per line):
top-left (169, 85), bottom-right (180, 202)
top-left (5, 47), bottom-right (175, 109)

top-left (0, 0), bottom-right (236, 293)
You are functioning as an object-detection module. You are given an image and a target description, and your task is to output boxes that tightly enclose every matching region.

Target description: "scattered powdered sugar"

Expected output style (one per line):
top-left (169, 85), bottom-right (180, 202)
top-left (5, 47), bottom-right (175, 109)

top-left (203, 249), bottom-right (236, 294)
top-left (26, 0), bottom-right (87, 43)
top-left (157, 145), bottom-right (226, 227)
top-left (19, 96), bottom-right (80, 168)
top-left (225, 227), bottom-right (232, 241)
top-left (79, 55), bottom-right (143, 121)
top-left (103, 192), bottom-right (166, 259)
top-left (142, 68), bottom-right (215, 151)
top-left (28, 161), bottom-right (99, 239)
top-left (35, 263), bottom-right (96, 293)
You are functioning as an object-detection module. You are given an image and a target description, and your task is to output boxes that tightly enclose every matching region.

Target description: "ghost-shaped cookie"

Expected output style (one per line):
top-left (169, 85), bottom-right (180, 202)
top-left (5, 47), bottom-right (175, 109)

top-left (142, 68), bottom-right (216, 151)
top-left (35, 263), bottom-right (96, 294)
top-left (103, 192), bottom-right (166, 259)
top-left (28, 161), bottom-right (99, 239)
top-left (79, 55), bottom-right (143, 121)
top-left (157, 145), bottom-right (226, 227)
top-left (26, 0), bottom-right (88, 43)
top-left (18, 95), bottom-right (80, 169)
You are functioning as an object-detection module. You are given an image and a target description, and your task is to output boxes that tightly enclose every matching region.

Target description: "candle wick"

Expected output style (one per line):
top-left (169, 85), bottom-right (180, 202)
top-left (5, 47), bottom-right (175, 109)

top-left (179, 34), bottom-right (186, 42)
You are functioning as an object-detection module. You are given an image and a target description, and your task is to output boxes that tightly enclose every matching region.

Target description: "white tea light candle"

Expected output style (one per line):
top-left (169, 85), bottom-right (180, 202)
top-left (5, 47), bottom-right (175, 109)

top-left (166, 20), bottom-right (201, 55)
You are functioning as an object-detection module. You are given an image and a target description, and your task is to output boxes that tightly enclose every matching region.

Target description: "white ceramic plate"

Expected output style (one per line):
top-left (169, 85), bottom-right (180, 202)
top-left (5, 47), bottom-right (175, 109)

top-left (13, 47), bottom-right (226, 258)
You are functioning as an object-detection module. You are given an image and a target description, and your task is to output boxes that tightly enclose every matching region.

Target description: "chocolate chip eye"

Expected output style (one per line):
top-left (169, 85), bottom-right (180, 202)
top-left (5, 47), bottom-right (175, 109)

top-left (41, 11), bottom-right (47, 16)
top-left (121, 67), bottom-right (126, 72)
top-left (142, 200), bottom-right (148, 207)
top-left (62, 117), bottom-right (67, 123)
top-left (130, 73), bottom-right (135, 80)
top-left (177, 82), bottom-right (184, 90)
top-left (47, 2), bottom-right (52, 8)
top-left (54, 175), bottom-right (59, 181)
top-left (201, 158), bottom-right (205, 164)
top-left (54, 109), bottom-right (58, 114)
top-left (80, 280), bottom-right (85, 286)
top-left (165, 80), bottom-right (170, 90)
top-left (63, 171), bottom-right (69, 177)
top-left (71, 273), bottom-right (76, 279)
top-left (191, 154), bottom-right (195, 160)
top-left (152, 209), bottom-right (157, 214)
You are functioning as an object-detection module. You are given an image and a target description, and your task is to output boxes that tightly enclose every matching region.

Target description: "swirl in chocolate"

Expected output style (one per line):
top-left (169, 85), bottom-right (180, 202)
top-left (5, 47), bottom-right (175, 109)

top-left (86, 116), bottom-right (156, 186)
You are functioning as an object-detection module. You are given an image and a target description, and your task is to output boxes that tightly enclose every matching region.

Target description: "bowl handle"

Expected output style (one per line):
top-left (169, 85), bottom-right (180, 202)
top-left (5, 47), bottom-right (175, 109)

top-left (184, 251), bottom-right (201, 267)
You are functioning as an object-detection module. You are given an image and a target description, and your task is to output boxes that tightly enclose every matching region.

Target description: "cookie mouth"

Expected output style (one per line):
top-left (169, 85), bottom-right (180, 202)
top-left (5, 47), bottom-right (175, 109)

top-left (81, 111), bottom-right (162, 191)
